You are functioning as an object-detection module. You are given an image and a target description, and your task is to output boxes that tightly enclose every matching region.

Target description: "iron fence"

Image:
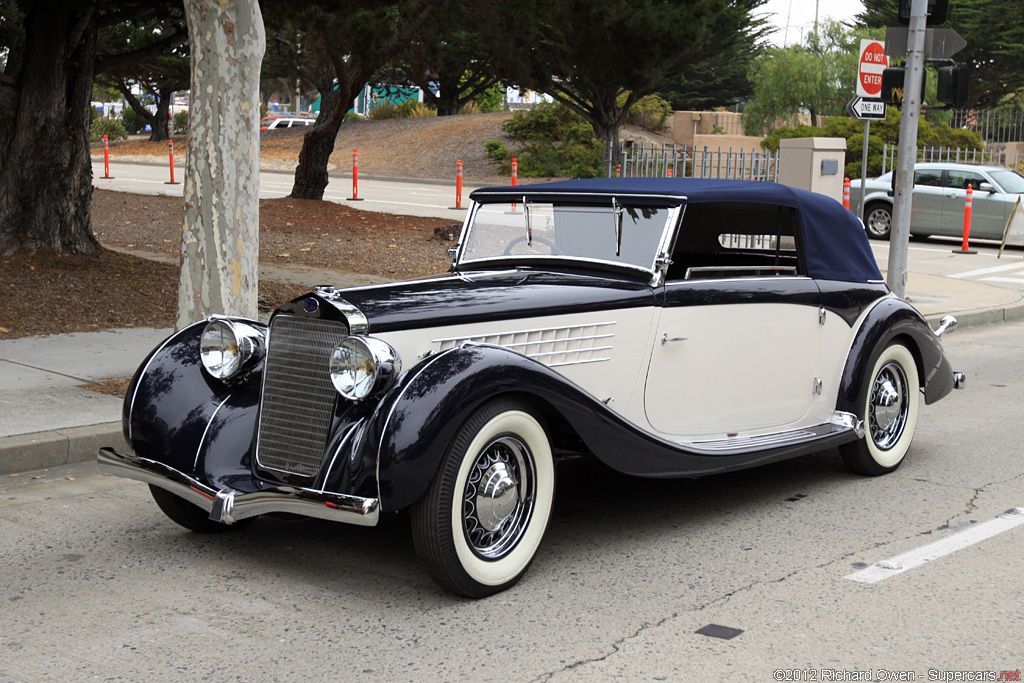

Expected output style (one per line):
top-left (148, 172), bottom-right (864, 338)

top-left (950, 109), bottom-right (1024, 144)
top-left (881, 144), bottom-right (1023, 175)
top-left (609, 143), bottom-right (779, 182)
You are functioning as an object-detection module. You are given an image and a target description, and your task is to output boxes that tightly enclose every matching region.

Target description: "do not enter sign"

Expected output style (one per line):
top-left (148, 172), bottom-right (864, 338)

top-left (857, 39), bottom-right (887, 98)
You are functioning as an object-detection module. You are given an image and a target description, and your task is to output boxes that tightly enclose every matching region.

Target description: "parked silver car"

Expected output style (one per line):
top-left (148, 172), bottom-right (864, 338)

top-left (849, 162), bottom-right (1024, 240)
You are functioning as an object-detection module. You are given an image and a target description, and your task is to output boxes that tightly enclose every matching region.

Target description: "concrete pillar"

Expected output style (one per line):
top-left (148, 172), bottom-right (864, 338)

top-left (777, 137), bottom-right (847, 202)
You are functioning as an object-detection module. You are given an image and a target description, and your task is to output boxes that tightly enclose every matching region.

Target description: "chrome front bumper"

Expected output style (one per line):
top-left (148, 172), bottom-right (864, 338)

top-left (97, 447), bottom-right (379, 527)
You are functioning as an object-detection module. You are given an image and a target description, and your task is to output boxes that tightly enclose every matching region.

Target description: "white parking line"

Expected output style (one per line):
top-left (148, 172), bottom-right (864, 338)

top-left (870, 243), bottom-right (958, 255)
top-left (845, 508), bottom-right (1024, 584)
top-left (949, 262), bottom-right (1024, 279)
top-left (982, 276), bottom-right (1024, 284)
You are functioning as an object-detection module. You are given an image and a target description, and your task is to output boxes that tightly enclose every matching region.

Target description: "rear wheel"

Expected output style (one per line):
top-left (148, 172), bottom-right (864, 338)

top-left (840, 344), bottom-right (920, 476)
top-left (864, 201), bottom-right (893, 240)
top-left (149, 485), bottom-right (254, 533)
top-left (411, 398), bottom-right (555, 598)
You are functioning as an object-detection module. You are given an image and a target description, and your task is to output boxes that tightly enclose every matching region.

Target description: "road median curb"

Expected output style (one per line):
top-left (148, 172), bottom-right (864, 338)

top-left (0, 423), bottom-right (124, 475)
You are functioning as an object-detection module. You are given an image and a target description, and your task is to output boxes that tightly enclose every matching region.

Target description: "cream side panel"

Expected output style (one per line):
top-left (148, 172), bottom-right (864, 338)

top-left (375, 308), bottom-right (658, 418)
top-left (644, 302), bottom-right (821, 439)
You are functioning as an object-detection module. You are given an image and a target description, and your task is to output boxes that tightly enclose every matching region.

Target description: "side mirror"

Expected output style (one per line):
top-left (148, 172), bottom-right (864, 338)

top-left (978, 182), bottom-right (996, 193)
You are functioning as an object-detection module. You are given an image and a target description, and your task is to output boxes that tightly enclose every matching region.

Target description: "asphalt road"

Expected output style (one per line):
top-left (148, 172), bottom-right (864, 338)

top-left (2, 321), bottom-right (1021, 681)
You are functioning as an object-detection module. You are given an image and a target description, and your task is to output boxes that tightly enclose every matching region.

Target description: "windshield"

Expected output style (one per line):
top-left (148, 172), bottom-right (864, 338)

top-left (460, 201), bottom-right (673, 272)
top-left (989, 170), bottom-right (1024, 194)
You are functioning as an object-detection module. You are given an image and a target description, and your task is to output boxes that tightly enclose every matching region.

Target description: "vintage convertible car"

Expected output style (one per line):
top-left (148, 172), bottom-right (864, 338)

top-left (99, 178), bottom-right (965, 598)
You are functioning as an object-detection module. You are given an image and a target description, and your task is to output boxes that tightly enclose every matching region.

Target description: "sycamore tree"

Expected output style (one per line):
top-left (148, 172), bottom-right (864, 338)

top-left (858, 0), bottom-right (1024, 109)
top-left (264, 0), bottom-right (438, 200)
top-left (0, 0), bottom-right (183, 255)
top-left (488, 0), bottom-right (767, 165)
top-left (742, 20), bottom-right (884, 135)
top-left (177, 0), bottom-right (265, 327)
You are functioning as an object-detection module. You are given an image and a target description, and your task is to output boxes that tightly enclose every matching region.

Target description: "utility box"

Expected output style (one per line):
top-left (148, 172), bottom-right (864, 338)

top-left (777, 137), bottom-right (848, 203)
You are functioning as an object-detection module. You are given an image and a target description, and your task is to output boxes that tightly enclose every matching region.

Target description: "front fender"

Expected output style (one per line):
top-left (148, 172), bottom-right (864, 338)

top-left (124, 321), bottom-right (264, 492)
top-left (837, 296), bottom-right (954, 415)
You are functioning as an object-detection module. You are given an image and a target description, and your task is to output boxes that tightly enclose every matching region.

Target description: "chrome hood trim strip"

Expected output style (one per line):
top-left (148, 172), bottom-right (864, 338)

top-left (98, 447), bottom-right (379, 527)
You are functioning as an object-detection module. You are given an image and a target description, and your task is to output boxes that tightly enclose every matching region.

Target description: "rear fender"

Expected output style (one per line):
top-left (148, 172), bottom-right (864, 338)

top-left (837, 297), bottom-right (954, 415)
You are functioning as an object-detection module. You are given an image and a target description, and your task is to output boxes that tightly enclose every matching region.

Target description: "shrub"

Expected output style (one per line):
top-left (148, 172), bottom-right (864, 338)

top-left (172, 111), bottom-right (189, 134)
top-left (367, 100), bottom-right (401, 120)
top-left (397, 100), bottom-right (436, 118)
top-left (458, 101), bottom-right (481, 115)
top-left (121, 107), bottom-right (144, 135)
top-left (625, 94), bottom-right (672, 132)
top-left (90, 117), bottom-right (127, 143)
top-left (487, 103), bottom-right (602, 178)
top-left (343, 111), bottom-right (363, 122)
top-left (761, 110), bottom-right (985, 179)
top-left (473, 85), bottom-right (505, 113)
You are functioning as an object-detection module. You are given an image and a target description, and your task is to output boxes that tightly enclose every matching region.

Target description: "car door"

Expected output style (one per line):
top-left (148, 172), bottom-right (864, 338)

top-left (942, 169), bottom-right (1010, 240)
top-left (644, 276), bottom-right (823, 439)
top-left (910, 168), bottom-right (945, 234)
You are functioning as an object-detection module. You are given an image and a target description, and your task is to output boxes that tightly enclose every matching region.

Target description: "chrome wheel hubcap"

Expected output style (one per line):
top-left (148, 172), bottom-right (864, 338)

top-left (462, 435), bottom-right (536, 559)
top-left (869, 362), bottom-right (909, 450)
top-left (867, 209), bottom-right (891, 236)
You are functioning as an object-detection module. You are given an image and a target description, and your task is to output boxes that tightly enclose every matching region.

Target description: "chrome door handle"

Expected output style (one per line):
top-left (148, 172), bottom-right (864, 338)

top-left (661, 333), bottom-right (687, 345)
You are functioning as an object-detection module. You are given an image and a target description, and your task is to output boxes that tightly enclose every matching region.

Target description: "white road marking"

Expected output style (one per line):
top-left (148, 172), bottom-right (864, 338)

top-left (845, 508), bottom-right (1024, 584)
top-left (949, 262), bottom-right (1024, 279)
top-left (870, 243), bottom-right (960, 255)
top-left (982, 276), bottom-right (1024, 284)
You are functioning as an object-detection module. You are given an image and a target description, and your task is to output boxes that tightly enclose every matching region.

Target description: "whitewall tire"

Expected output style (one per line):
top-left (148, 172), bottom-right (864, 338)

top-left (840, 344), bottom-right (920, 476)
top-left (412, 398), bottom-right (554, 598)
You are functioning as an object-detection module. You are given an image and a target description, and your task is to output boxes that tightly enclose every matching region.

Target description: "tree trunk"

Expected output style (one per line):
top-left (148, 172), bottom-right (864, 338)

top-left (290, 87), bottom-right (347, 200)
top-left (0, 2), bottom-right (99, 255)
top-left (177, 0), bottom-right (265, 329)
top-left (149, 89), bottom-right (174, 142)
top-left (435, 73), bottom-right (462, 116)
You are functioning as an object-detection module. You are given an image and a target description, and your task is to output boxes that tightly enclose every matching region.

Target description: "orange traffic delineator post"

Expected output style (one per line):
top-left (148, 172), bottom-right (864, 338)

top-left (449, 160), bottom-right (466, 210)
top-left (843, 177), bottom-right (851, 210)
top-left (348, 149), bottom-right (363, 201)
top-left (616, 164), bottom-right (621, 177)
top-left (102, 134), bottom-right (113, 179)
top-left (508, 157), bottom-right (518, 214)
top-left (953, 183), bottom-right (977, 254)
top-left (165, 139), bottom-right (179, 185)
top-left (666, 167), bottom-right (673, 177)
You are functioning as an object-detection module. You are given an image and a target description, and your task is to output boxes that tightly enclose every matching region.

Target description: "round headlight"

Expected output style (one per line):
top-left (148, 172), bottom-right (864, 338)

top-left (200, 319), bottom-right (264, 381)
top-left (329, 336), bottom-right (401, 400)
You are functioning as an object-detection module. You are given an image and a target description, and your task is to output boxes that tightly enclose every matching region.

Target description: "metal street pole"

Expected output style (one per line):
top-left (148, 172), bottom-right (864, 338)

top-left (887, 0), bottom-right (928, 298)
top-left (859, 119), bottom-right (870, 219)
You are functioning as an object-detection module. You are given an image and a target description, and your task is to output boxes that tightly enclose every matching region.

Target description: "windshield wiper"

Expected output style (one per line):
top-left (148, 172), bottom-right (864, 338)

top-left (612, 198), bottom-right (623, 256)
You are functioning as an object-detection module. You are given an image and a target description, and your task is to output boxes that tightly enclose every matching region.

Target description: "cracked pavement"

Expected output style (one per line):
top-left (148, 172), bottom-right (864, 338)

top-left (1, 321), bottom-right (1022, 681)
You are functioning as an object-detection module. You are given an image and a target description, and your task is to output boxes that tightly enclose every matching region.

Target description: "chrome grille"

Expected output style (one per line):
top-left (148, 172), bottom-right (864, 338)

top-left (257, 315), bottom-right (348, 477)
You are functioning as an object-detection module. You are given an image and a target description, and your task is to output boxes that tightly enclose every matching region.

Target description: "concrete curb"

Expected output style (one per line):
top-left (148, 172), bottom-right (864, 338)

top-left (0, 423), bottom-right (124, 475)
top-left (922, 297), bottom-right (1024, 328)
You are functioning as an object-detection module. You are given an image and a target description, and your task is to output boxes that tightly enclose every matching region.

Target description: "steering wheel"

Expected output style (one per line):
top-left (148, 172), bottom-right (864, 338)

top-left (502, 235), bottom-right (563, 256)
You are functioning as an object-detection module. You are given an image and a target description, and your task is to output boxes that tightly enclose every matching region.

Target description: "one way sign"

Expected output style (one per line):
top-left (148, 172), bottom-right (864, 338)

top-left (847, 96), bottom-right (887, 120)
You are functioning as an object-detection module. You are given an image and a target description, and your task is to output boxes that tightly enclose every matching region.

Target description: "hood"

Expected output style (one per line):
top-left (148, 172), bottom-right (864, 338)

top-left (327, 269), bottom-right (655, 334)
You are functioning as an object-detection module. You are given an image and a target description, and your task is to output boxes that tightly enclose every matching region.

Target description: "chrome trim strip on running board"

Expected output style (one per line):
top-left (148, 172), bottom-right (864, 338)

top-left (97, 447), bottom-right (379, 527)
top-left (679, 412), bottom-right (863, 456)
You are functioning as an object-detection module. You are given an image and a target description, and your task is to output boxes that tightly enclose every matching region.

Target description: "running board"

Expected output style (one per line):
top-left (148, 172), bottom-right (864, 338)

top-left (679, 411), bottom-right (864, 456)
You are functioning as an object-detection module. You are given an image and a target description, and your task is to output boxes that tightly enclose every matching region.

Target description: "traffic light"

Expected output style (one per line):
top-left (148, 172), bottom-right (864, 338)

top-left (936, 65), bottom-right (969, 107)
top-left (881, 66), bottom-right (926, 108)
top-left (898, 0), bottom-right (951, 26)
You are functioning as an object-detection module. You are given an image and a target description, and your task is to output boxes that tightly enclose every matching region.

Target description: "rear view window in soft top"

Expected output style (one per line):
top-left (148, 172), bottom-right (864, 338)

top-left (667, 202), bottom-right (802, 281)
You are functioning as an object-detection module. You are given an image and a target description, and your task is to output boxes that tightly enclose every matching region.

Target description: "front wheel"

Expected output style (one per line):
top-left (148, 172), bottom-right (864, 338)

top-left (411, 398), bottom-right (555, 598)
top-left (839, 344), bottom-right (920, 476)
top-left (864, 201), bottom-right (893, 240)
